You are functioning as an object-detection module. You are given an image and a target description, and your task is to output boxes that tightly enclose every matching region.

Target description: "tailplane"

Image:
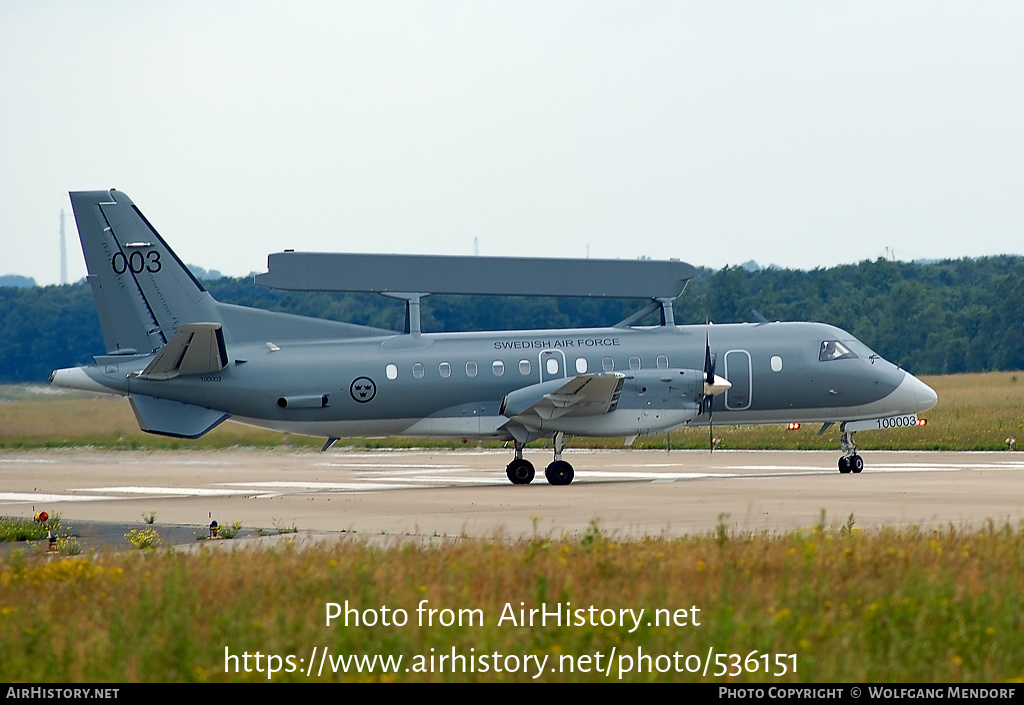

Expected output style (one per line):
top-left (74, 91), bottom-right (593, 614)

top-left (69, 189), bottom-right (220, 355)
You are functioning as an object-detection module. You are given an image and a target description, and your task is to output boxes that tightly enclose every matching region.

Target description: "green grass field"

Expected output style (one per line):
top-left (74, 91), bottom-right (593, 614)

top-left (1, 519), bottom-right (1022, 682)
top-left (2, 372), bottom-right (1022, 451)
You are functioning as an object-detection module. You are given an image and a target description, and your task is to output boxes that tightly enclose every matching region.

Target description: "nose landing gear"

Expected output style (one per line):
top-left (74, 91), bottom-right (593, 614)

top-left (838, 429), bottom-right (863, 474)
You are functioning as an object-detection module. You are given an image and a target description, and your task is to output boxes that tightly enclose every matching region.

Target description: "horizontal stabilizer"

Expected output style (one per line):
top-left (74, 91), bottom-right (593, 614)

top-left (139, 323), bottom-right (228, 380)
top-left (129, 394), bottom-right (230, 439)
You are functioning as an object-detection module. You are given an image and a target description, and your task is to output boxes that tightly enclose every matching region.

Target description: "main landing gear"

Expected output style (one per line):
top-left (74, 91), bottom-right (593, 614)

top-left (545, 432), bottom-right (574, 486)
top-left (504, 432), bottom-right (576, 486)
top-left (505, 442), bottom-right (535, 484)
top-left (838, 429), bottom-right (864, 474)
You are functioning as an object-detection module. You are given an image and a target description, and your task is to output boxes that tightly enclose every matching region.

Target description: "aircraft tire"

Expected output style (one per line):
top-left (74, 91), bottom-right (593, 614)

top-left (838, 457), bottom-right (852, 474)
top-left (506, 459), bottom-right (535, 485)
top-left (545, 460), bottom-right (575, 486)
top-left (851, 455), bottom-right (864, 473)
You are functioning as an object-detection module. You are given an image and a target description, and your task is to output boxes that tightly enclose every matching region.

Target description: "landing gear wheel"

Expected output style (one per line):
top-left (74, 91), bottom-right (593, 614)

top-left (838, 428), bottom-right (860, 475)
top-left (545, 460), bottom-right (575, 486)
top-left (506, 459), bottom-right (535, 485)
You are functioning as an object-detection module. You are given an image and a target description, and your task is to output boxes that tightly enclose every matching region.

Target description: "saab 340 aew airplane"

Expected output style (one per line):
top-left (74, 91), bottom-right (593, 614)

top-left (51, 189), bottom-right (937, 485)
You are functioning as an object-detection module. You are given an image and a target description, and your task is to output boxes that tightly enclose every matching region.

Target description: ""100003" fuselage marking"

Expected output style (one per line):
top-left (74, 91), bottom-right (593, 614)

top-left (874, 414), bottom-right (918, 429)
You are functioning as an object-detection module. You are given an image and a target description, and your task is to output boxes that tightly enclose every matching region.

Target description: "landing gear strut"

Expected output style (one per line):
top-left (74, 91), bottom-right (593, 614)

top-left (544, 431), bottom-right (575, 485)
top-left (505, 441), bottom-right (535, 484)
top-left (838, 429), bottom-right (864, 474)
top-left (504, 433), bottom-right (576, 485)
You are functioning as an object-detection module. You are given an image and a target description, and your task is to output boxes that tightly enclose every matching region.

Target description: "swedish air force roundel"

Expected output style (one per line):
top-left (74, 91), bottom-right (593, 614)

top-left (349, 377), bottom-right (377, 403)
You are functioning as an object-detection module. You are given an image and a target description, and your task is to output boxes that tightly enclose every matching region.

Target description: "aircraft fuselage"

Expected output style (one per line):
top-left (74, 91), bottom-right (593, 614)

top-left (62, 320), bottom-right (933, 441)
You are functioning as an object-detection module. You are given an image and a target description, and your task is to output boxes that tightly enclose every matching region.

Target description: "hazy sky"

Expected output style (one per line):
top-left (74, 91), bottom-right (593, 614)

top-left (2, 1), bottom-right (1022, 286)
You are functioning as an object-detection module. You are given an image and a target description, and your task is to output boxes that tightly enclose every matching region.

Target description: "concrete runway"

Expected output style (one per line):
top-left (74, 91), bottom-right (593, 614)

top-left (1, 448), bottom-right (1022, 546)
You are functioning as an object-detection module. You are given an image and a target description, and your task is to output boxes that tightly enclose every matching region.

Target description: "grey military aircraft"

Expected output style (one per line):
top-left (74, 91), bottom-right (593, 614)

top-left (51, 189), bottom-right (937, 484)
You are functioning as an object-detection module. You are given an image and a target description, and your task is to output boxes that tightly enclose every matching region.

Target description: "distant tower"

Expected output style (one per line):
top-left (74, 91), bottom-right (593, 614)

top-left (59, 209), bottom-right (68, 285)
top-left (473, 237), bottom-right (479, 256)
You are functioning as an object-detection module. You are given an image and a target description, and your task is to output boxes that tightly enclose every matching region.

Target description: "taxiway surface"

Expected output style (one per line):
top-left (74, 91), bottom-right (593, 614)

top-left (1, 448), bottom-right (1021, 545)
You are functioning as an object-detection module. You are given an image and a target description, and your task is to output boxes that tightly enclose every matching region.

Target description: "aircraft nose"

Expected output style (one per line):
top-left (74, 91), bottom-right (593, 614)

top-left (909, 373), bottom-right (938, 413)
top-left (879, 371), bottom-right (938, 416)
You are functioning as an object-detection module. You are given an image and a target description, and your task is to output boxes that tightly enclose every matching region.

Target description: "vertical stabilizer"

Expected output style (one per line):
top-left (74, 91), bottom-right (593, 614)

top-left (69, 190), bottom-right (219, 354)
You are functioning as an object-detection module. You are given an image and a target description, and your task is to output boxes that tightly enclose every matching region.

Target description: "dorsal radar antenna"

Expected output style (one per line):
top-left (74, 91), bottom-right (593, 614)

top-left (257, 251), bottom-right (695, 333)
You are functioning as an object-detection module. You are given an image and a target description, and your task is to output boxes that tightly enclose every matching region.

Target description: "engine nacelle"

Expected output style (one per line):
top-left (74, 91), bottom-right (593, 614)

top-left (503, 369), bottom-right (704, 437)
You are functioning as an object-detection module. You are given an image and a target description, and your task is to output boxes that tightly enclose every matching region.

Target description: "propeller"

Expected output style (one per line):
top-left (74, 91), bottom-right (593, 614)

top-left (703, 331), bottom-right (715, 450)
top-left (700, 329), bottom-right (732, 452)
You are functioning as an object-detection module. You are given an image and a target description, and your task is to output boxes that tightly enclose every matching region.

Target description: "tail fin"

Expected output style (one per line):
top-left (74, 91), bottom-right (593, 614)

top-left (69, 190), bottom-right (220, 355)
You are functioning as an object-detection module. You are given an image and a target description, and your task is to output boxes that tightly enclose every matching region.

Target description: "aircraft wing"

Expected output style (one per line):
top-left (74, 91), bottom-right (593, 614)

top-left (500, 373), bottom-right (625, 422)
top-left (138, 323), bottom-right (228, 381)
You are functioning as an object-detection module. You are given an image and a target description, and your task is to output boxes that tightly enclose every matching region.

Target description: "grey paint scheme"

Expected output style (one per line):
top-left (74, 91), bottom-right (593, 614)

top-left (255, 250), bottom-right (697, 299)
top-left (51, 190), bottom-right (937, 480)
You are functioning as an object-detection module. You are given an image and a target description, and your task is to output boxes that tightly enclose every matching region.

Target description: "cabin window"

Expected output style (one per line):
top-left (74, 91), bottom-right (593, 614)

top-left (466, 361), bottom-right (478, 377)
top-left (519, 359), bottom-right (531, 375)
top-left (602, 356), bottom-right (614, 372)
top-left (576, 357), bottom-right (588, 374)
top-left (412, 362), bottom-right (425, 379)
top-left (492, 360), bottom-right (505, 376)
top-left (439, 362), bottom-right (452, 378)
top-left (657, 355), bottom-right (669, 370)
top-left (385, 363), bottom-right (398, 380)
top-left (770, 355), bottom-right (783, 372)
top-left (546, 358), bottom-right (560, 375)
top-left (629, 356), bottom-right (641, 371)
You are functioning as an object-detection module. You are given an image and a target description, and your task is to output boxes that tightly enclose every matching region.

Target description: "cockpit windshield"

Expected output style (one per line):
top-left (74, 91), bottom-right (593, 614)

top-left (819, 338), bottom-right (882, 362)
top-left (842, 339), bottom-right (880, 360)
top-left (818, 340), bottom-right (856, 362)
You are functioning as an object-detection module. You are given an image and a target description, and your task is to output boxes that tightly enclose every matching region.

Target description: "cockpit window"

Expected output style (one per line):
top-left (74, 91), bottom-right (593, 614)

top-left (819, 340), bottom-right (856, 362)
top-left (843, 339), bottom-right (880, 360)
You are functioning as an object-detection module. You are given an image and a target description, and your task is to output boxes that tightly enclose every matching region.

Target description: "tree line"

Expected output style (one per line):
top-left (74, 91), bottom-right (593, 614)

top-left (1, 255), bottom-right (1021, 383)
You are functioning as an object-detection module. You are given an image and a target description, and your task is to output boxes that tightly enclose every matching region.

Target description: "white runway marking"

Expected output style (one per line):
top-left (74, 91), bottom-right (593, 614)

top-left (222, 481), bottom-right (423, 492)
top-left (726, 462), bottom-right (1022, 474)
top-left (879, 462), bottom-right (1024, 469)
top-left (0, 492), bottom-right (120, 503)
top-left (358, 476), bottom-right (510, 485)
top-left (82, 486), bottom-right (254, 497)
top-left (575, 471), bottom-right (723, 481)
top-left (316, 463), bottom-right (472, 470)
